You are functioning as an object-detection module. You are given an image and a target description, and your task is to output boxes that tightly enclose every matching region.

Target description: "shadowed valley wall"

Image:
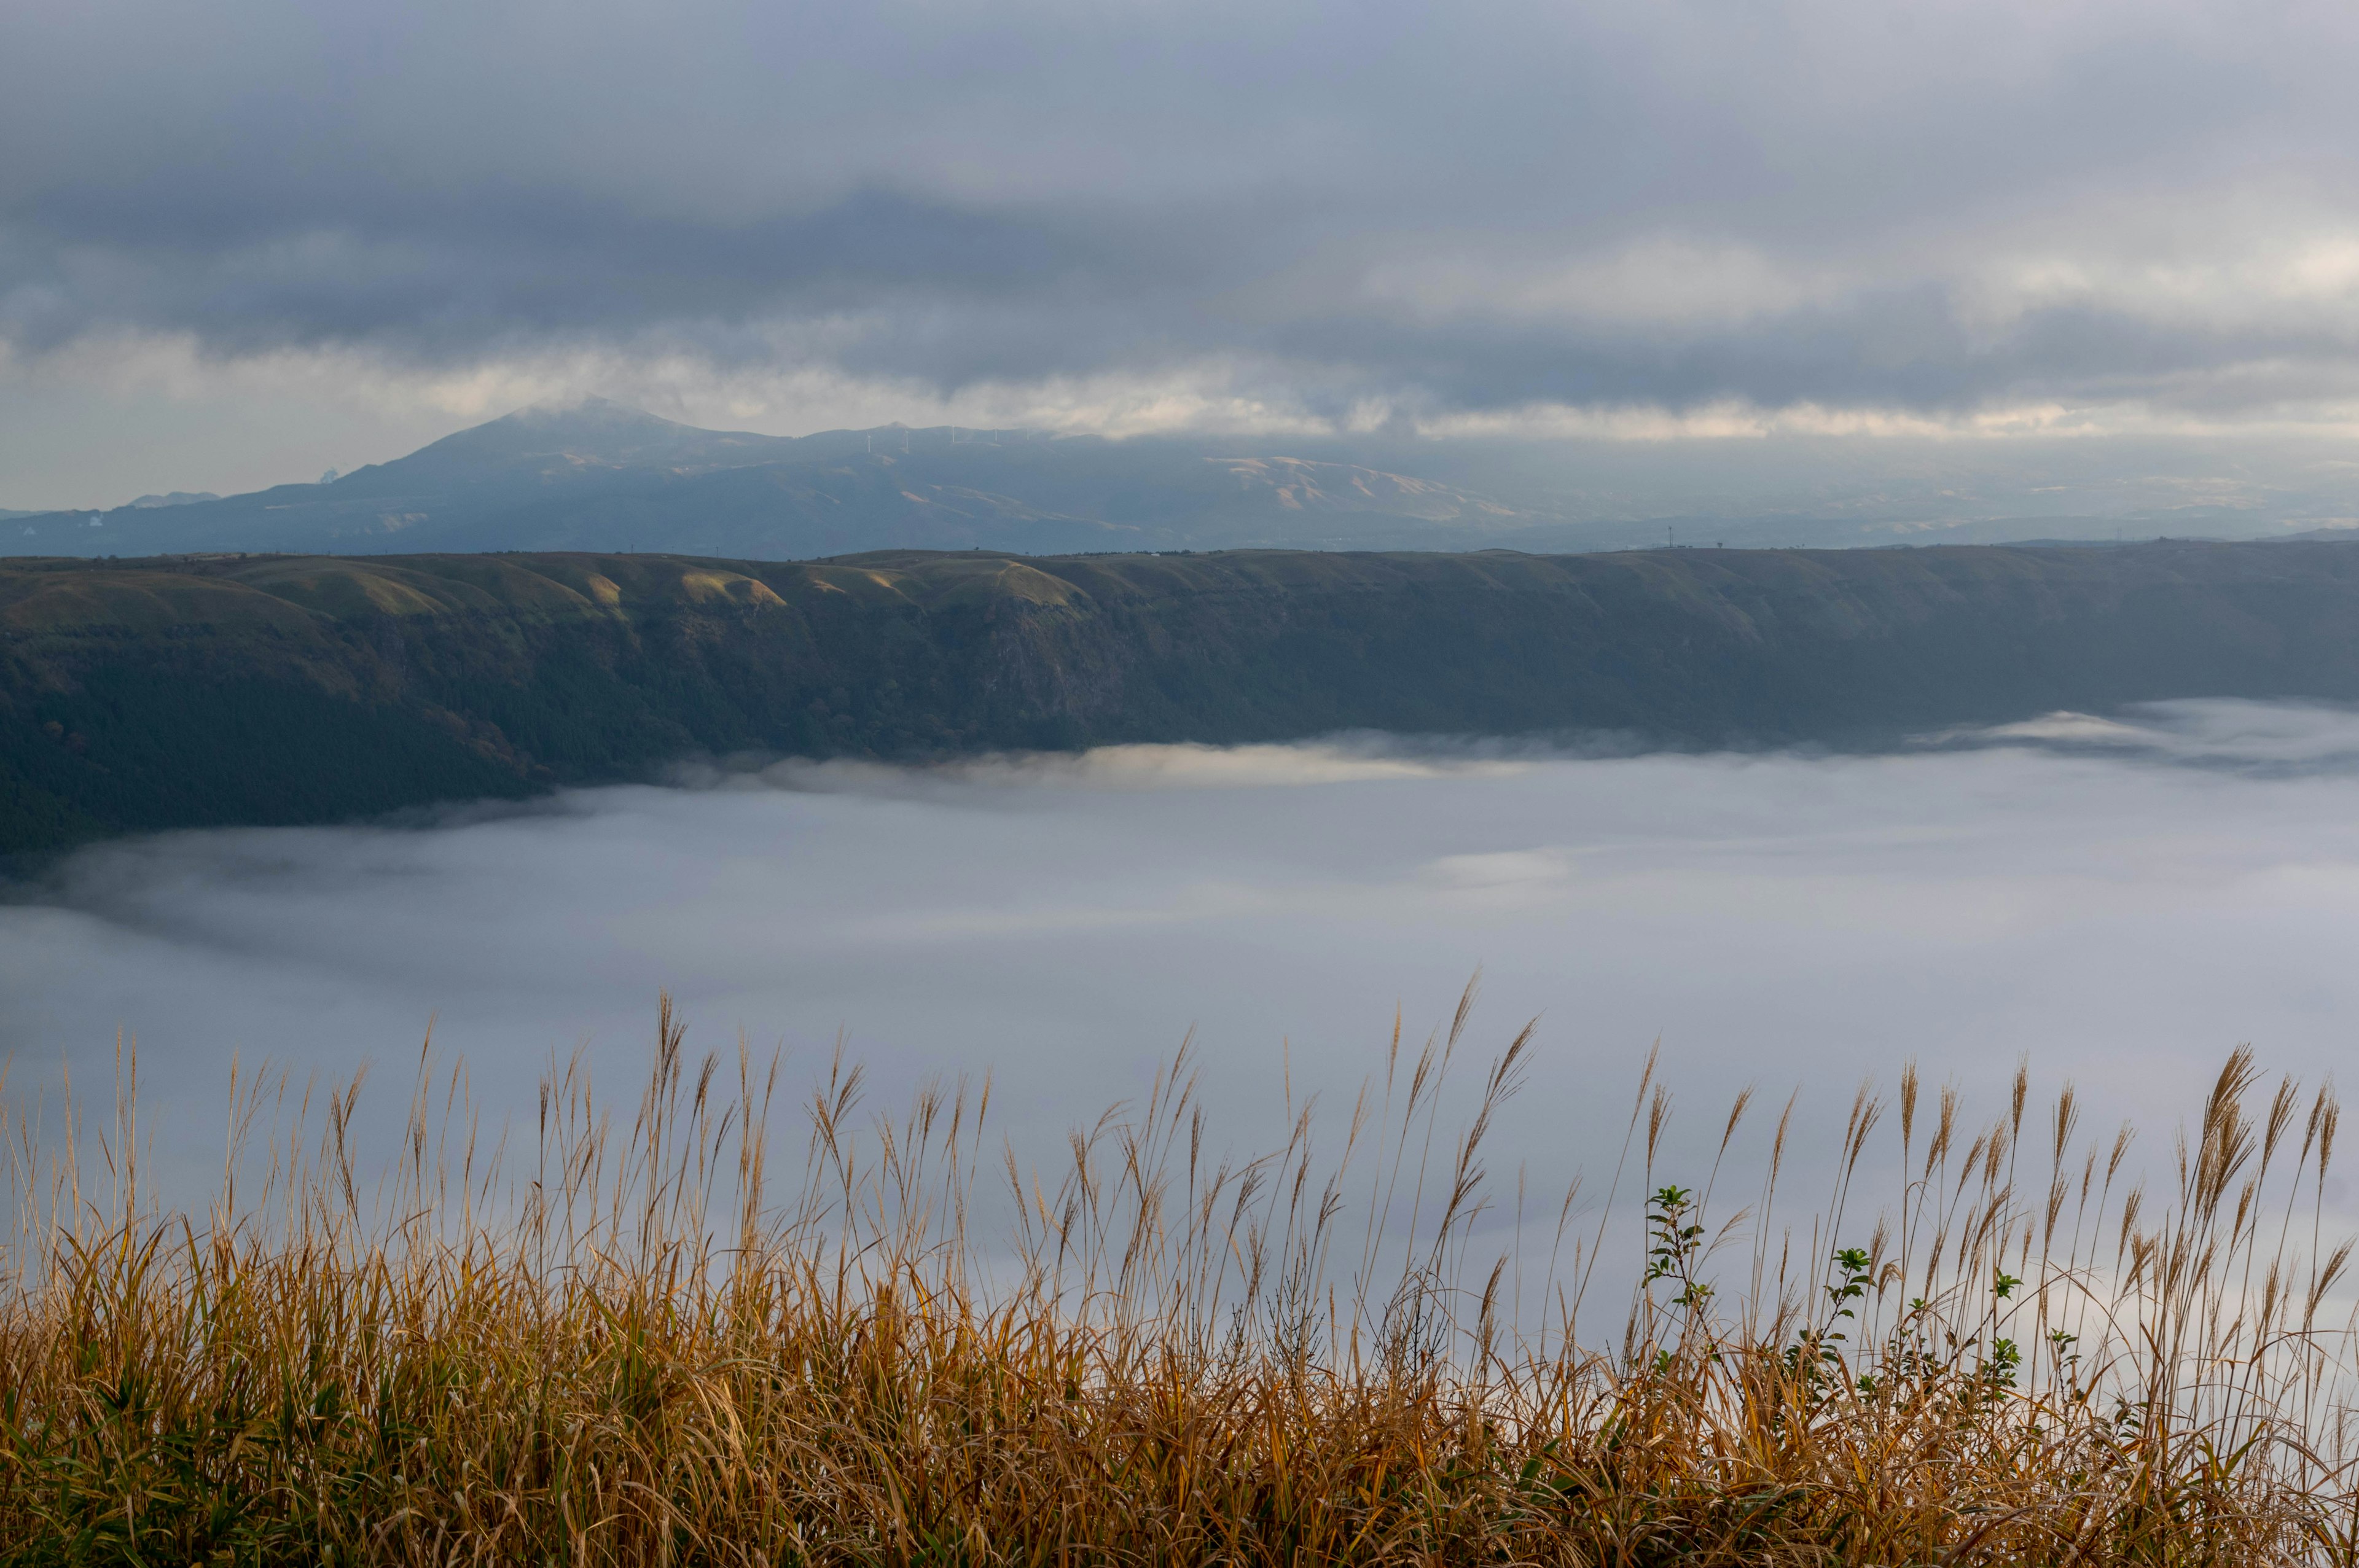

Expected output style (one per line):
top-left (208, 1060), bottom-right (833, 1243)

top-left (10, 540), bottom-right (2359, 850)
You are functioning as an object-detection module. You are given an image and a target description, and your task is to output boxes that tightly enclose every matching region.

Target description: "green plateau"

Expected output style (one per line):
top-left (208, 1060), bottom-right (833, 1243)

top-left (9, 539), bottom-right (2359, 854)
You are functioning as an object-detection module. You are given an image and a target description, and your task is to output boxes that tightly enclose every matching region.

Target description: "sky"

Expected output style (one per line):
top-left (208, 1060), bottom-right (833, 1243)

top-left (8, 702), bottom-right (2359, 1286)
top-left (8, 1), bottom-right (2359, 508)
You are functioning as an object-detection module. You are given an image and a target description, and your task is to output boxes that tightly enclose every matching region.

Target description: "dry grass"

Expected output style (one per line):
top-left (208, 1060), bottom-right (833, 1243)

top-left (1, 987), bottom-right (2355, 1565)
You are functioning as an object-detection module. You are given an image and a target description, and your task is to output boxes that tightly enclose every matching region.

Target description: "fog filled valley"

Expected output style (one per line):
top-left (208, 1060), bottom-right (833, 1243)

top-left (23, 0), bottom-right (2359, 1551)
top-left (10, 700), bottom-right (2359, 1220)
top-left (15, 530), bottom-right (2359, 1558)
top-left (10, 701), bottom-right (2359, 1557)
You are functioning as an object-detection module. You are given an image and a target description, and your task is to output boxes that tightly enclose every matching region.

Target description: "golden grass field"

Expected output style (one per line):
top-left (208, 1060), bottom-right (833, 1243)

top-left (1, 988), bottom-right (2353, 1564)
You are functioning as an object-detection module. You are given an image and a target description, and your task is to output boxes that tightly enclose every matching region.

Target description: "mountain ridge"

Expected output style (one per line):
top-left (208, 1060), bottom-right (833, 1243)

top-left (13, 538), bottom-right (2359, 854)
top-left (6, 401), bottom-right (1542, 560)
top-left (22, 399), bottom-right (2359, 558)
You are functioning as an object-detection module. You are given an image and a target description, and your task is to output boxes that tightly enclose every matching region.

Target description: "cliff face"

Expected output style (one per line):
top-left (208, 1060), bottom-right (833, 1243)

top-left (9, 540), bottom-right (2359, 851)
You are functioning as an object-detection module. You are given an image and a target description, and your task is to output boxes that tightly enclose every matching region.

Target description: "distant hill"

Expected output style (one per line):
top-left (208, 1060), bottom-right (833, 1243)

top-left (1, 399), bottom-right (1555, 560)
top-left (13, 538), bottom-right (2359, 852)
top-left (21, 399), bottom-right (2357, 560)
top-left (22, 399), bottom-right (2359, 560)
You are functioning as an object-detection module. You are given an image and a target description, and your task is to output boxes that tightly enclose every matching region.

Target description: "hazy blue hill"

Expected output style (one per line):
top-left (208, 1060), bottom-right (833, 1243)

top-left (12, 538), bottom-right (2359, 853)
top-left (21, 401), bottom-right (2359, 562)
top-left (1, 402), bottom-right (1554, 560)
top-left (359, 398), bottom-right (804, 481)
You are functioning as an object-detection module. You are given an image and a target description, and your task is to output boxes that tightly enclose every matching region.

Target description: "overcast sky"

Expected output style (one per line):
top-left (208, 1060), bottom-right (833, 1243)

top-left (8, 1), bottom-right (2359, 505)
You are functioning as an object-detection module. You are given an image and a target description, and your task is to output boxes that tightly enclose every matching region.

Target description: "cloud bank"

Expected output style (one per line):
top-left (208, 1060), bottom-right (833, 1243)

top-left (10, 0), bottom-right (2359, 501)
top-left (7, 701), bottom-right (2359, 1227)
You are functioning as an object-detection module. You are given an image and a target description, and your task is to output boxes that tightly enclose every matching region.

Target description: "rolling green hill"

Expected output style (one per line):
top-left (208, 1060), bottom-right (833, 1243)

top-left (9, 539), bottom-right (2359, 852)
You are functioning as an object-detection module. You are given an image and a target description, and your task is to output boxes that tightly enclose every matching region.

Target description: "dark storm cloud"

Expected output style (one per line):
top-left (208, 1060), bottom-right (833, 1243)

top-left (6, 0), bottom-right (2359, 418)
top-left (4, 187), bottom-right (1140, 355)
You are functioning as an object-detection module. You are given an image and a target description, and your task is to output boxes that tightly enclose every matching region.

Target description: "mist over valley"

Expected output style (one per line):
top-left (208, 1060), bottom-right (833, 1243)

top-left (9, 702), bottom-right (2355, 1219)
top-left (14, 1), bottom-right (2359, 1552)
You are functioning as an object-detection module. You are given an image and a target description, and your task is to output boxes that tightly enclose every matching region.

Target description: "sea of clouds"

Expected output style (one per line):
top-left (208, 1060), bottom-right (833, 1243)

top-left (7, 699), bottom-right (2359, 1247)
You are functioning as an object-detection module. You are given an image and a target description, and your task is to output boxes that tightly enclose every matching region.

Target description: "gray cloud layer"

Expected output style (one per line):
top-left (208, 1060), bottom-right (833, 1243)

top-left (9, 0), bottom-right (2359, 426)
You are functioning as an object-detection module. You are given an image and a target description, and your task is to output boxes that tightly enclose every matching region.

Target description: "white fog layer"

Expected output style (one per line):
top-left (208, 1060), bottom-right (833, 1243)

top-left (6, 699), bottom-right (2359, 1217)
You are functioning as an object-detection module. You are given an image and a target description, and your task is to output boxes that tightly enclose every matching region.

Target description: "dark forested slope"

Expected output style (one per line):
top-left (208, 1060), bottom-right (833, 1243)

top-left (7, 539), bottom-right (2359, 851)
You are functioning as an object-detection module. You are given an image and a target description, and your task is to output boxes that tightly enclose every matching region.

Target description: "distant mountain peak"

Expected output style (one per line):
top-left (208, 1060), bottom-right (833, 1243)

top-left (388, 399), bottom-right (797, 478)
top-left (8, 404), bottom-right (1559, 557)
top-left (475, 396), bottom-right (700, 444)
top-left (506, 392), bottom-right (680, 426)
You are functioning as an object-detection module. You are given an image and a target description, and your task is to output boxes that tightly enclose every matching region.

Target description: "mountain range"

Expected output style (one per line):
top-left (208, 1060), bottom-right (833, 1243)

top-left (20, 398), bottom-right (2359, 561)
top-left (7, 400), bottom-right (1560, 560)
